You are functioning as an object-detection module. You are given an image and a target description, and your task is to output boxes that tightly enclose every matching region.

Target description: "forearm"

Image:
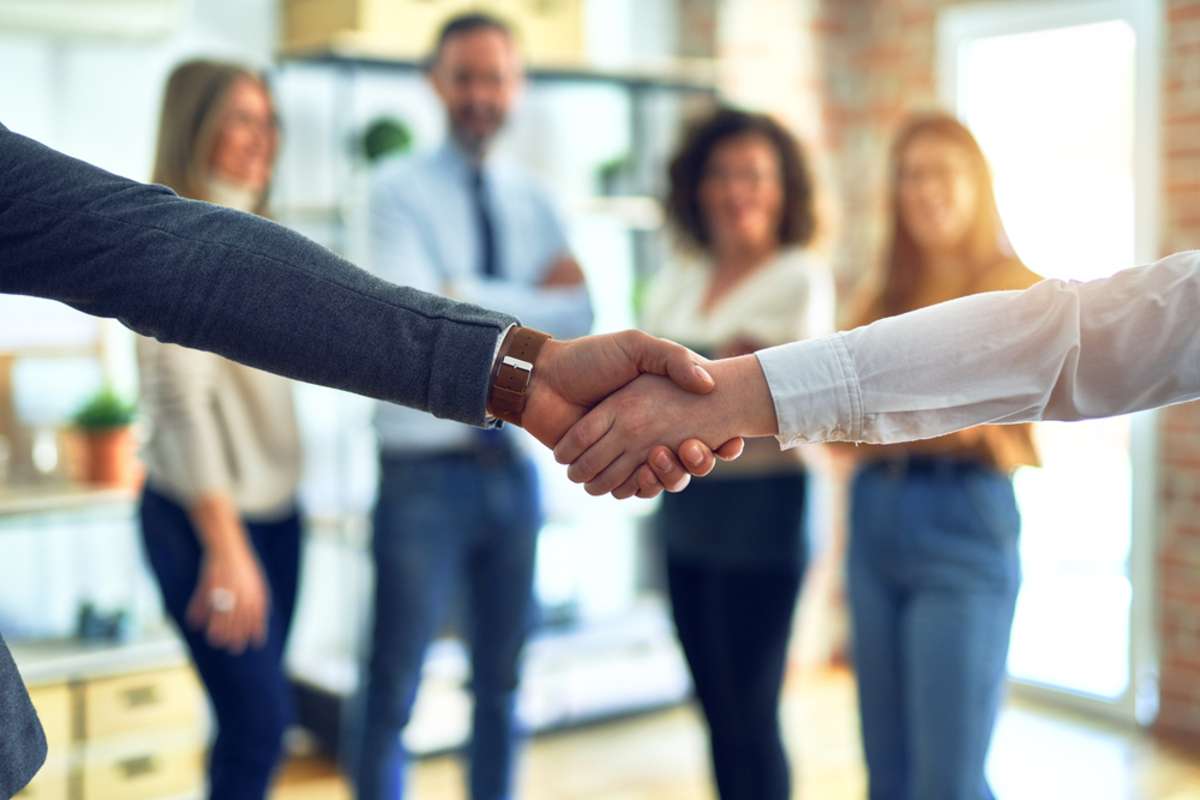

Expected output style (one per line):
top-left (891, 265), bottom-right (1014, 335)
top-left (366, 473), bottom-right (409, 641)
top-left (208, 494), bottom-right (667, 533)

top-left (0, 126), bottom-right (513, 425)
top-left (189, 494), bottom-right (250, 557)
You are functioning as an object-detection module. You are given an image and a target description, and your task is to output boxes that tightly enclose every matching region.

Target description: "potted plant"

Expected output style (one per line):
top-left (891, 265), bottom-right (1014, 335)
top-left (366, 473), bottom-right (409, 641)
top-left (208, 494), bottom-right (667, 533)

top-left (360, 117), bottom-right (414, 164)
top-left (72, 388), bottom-right (138, 487)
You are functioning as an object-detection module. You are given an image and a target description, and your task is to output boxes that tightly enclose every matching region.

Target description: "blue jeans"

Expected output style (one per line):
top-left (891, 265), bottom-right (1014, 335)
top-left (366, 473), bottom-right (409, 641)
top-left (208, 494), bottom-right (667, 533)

top-left (848, 459), bottom-right (1021, 800)
top-left (139, 485), bottom-right (301, 800)
top-left (354, 451), bottom-right (541, 800)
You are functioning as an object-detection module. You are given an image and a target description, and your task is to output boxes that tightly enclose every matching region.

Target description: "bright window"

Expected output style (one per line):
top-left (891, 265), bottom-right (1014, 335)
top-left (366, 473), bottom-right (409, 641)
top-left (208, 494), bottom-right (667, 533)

top-left (949, 15), bottom-right (1142, 701)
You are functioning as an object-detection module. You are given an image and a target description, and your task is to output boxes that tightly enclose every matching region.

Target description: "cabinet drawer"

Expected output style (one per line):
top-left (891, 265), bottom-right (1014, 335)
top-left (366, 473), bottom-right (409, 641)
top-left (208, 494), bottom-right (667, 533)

top-left (81, 742), bottom-right (203, 800)
top-left (82, 666), bottom-right (202, 741)
top-left (26, 683), bottom-right (72, 748)
top-left (14, 760), bottom-right (68, 800)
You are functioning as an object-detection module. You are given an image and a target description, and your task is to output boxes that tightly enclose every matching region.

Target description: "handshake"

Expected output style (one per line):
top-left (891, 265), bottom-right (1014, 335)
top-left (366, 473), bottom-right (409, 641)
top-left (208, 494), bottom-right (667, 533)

top-left (503, 329), bottom-right (781, 498)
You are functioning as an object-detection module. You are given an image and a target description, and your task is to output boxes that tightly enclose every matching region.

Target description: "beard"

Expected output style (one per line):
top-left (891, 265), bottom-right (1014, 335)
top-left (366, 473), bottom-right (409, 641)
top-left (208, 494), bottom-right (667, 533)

top-left (450, 105), bottom-right (506, 156)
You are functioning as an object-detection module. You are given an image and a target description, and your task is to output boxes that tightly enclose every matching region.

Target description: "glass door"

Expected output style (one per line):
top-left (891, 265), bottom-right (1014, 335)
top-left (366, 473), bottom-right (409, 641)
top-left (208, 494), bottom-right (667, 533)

top-left (938, 0), bottom-right (1161, 720)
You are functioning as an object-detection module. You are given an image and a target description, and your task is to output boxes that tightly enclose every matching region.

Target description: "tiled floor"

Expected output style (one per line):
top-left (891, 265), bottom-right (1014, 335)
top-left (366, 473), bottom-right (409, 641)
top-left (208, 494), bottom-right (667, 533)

top-left (273, 669), bottom-right (1200, 799)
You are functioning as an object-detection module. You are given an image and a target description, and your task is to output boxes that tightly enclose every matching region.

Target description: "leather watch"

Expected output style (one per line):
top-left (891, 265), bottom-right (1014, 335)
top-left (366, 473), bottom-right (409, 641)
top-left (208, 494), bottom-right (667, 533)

top-left (487, 326), bottom-right (552, 427)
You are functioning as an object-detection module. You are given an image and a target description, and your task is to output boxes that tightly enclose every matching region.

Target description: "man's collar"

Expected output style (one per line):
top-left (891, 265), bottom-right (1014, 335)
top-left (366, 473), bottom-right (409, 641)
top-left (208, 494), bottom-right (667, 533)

top-left (438, 138), bottom-right (494, 176)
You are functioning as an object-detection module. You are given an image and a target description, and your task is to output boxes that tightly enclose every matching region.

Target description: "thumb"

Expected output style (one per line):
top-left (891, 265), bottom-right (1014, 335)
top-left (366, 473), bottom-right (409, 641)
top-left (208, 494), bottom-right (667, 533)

top-left (624, 331), bottom-right (715, 395)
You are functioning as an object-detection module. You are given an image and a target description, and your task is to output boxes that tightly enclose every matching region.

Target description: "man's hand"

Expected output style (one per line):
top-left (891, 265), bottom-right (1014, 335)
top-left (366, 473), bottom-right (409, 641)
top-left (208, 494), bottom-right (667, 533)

top-left (551, 354), bottom-right (778, 497)
top-left (513, 330), bottom-right (745, 492)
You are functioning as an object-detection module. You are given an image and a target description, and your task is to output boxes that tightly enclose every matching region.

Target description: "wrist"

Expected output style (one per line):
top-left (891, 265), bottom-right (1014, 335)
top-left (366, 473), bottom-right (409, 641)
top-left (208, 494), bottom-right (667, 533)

top-left (706, 354), bottom-right (779, 439)
top-left (486, 326), bottom-right (553, 426)
top-left (206, 534), bottom-right (251, 563)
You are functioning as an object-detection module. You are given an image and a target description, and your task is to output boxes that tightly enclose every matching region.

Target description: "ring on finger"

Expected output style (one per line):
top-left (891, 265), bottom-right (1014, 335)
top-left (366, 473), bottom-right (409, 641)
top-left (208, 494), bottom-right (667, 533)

top-left (209, 587), bottom-right (237, 614)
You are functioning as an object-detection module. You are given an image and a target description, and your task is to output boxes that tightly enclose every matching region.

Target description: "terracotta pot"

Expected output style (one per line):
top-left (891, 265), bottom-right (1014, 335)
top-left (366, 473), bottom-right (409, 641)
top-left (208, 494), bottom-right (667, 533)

top-left (79, 427), bottom-right (139, 488)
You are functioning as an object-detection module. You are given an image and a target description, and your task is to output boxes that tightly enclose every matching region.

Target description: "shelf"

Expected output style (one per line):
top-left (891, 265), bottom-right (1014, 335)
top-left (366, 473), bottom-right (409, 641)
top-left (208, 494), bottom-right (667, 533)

top-left (9, 628), bottom-right (187, 687)
top-left (276, 195), bottom-right (664, 231)
top-left (0, 482), bottom-right (135, 519)
top-left (288, 598), bottom-right (689, 757)
top-left (277, 40), bottom-right (718, 95)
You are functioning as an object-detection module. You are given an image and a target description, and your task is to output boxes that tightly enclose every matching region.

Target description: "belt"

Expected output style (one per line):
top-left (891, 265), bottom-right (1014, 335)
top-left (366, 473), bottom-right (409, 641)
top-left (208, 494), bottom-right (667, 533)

top-left (864, 454), bottom-right (991, 479)
top-left (381, 443), bottom-right (519, 469)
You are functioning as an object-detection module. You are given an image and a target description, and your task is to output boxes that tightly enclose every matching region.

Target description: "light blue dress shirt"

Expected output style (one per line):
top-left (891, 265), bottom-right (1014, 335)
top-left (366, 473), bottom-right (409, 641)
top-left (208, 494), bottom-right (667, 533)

top-left (368, 141), bottom-right (594, 452)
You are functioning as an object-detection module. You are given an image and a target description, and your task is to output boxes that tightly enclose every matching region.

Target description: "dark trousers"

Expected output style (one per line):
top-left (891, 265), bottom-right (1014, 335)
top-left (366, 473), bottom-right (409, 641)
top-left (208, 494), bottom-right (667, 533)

top-left (660, 473), bottom-right (807, 800)
top-left (139, 485), bottom-right (301, 800)
top-left (848, 460), bottom-right (1021, 800)
top-left (354, 451), bottom-right (541, 800)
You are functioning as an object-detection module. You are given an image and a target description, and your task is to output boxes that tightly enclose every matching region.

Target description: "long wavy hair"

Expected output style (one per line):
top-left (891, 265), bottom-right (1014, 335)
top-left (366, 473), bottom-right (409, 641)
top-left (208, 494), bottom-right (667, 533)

top-left (859, 112), bottom-right (1017, 324)
top-left (150, 59), bottom-right (274, 214)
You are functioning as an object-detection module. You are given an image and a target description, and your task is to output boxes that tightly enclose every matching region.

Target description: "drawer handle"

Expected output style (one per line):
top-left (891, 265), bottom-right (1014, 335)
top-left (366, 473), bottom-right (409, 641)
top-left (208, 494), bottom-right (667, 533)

top-left (122, 685), bottom-right (160, 708)
top-left (118, 755), bottom-right (157, 779)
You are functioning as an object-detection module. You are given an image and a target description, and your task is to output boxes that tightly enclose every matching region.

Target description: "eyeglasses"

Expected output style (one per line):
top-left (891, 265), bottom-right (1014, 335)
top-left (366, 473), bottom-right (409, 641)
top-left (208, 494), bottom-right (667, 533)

top-left (701, 167), bottom-right (779, 188)
top-left (223, 110), bottom-right (280, 138)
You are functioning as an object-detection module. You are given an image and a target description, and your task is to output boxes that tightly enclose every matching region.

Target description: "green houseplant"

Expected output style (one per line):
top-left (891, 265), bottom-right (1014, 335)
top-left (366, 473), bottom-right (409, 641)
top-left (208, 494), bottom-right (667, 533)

top-left (361, 117), bottom-right (414, 164)
top-left (72, 388), bottom-right (138, 487)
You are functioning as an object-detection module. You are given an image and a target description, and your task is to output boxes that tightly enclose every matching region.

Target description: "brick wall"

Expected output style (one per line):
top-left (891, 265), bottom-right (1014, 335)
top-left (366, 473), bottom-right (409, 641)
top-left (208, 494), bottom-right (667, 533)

top-left (715, 0), bottom-right (1200, 732)
top-left (1154, 0), bottom-right (1200, 740)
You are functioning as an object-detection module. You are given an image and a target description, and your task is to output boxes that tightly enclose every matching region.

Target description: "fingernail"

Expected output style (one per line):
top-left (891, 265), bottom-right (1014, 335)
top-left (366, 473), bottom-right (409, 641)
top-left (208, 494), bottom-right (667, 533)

top-left (693, 365), bottom-right (714, 384)
top-left (654, 451), bottom-right (672, 471)
top-left (686, 448), bottom-right (704, 467)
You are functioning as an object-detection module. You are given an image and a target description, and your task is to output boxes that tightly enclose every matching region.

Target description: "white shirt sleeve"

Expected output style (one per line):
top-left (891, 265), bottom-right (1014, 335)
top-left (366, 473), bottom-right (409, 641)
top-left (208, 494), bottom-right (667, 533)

top-left (756, 250), bottom-right (1200, 447)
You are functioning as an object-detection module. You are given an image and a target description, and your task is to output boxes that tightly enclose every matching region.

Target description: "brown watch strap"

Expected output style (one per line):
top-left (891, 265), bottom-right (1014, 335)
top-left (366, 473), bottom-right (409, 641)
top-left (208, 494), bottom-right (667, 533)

top-left (487, 326), bottom-right (552, 427)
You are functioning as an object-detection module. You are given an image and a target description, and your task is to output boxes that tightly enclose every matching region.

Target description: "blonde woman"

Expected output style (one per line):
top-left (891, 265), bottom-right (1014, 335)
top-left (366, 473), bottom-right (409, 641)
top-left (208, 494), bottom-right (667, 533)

top-left (136, 60), bottom-right (301, 800)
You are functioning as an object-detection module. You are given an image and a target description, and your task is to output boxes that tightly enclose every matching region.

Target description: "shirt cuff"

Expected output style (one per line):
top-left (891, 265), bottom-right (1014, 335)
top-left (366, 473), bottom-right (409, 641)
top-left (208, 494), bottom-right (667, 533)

top-left (482, 323), bottom-right (518, 428)
top-left (755, 333), bottom-right (861, 448)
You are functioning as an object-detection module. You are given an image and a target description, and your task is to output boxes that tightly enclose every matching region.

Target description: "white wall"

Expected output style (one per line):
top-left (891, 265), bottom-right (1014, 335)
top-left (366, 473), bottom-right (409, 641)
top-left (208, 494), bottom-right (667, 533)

top-left (0, 0), bottom-right (277, 181)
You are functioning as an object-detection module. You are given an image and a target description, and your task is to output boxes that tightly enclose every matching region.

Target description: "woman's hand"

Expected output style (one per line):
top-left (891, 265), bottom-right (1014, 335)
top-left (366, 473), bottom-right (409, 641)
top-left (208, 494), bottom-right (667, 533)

top-left (186, 494), bottom-right (271, 654)
top-left (186, 539), bottom-right (270, 654)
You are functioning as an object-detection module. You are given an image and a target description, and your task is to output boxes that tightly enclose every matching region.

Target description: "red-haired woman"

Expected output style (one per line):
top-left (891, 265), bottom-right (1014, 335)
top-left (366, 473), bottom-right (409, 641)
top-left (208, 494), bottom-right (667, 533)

top-left (842, 113), bottom-right (1040, 800)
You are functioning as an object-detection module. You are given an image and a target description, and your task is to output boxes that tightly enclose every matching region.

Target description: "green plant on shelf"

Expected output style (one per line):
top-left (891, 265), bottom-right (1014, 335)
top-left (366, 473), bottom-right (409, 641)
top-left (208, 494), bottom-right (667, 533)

top-left (72, 388), bottom-right (136, 431)
top-left (361, 117), bottom-right (415, 164)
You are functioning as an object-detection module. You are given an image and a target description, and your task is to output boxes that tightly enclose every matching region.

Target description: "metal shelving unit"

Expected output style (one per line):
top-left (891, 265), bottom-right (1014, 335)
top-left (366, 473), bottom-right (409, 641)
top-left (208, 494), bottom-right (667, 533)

top-left (269, 48), bottom-right (721, 760)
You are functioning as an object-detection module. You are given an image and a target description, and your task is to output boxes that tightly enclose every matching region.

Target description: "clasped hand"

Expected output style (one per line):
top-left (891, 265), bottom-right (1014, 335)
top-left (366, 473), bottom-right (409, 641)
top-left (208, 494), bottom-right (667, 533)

top-left (516, 331), bottom-right (778, 499)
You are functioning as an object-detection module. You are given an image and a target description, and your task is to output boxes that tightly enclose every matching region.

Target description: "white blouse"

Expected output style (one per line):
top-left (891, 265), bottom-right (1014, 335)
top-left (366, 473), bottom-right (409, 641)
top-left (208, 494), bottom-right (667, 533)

top-left (642, 247), bottom-right (835, 352)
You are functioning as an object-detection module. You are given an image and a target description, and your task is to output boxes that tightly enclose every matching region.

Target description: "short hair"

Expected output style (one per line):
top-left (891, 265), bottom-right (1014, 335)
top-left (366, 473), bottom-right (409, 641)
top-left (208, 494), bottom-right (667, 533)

top-left (429, 12), bottom-right (514, 67)
top-left (665, 107), bottom-right (817, 252)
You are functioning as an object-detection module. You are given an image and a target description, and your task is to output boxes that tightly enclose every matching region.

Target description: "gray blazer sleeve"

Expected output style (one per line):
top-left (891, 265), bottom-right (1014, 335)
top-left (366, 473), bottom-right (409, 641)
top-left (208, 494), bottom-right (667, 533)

top-left (0, 123), bottom-right (516, 426)
top-left (0, 635), bottom-right (46, 797)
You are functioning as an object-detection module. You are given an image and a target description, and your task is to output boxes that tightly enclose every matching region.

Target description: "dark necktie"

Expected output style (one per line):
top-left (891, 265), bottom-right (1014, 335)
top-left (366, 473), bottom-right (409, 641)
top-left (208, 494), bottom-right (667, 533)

top-left (471, 167), bottom-right (499, 278)
top-left (470, 166), bottom-right (508, 453)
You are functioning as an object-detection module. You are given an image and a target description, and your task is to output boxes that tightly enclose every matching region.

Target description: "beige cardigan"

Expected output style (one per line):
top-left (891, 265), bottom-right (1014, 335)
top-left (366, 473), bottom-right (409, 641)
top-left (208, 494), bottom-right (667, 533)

top-left (137, 339), bottom-right (301, 518)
